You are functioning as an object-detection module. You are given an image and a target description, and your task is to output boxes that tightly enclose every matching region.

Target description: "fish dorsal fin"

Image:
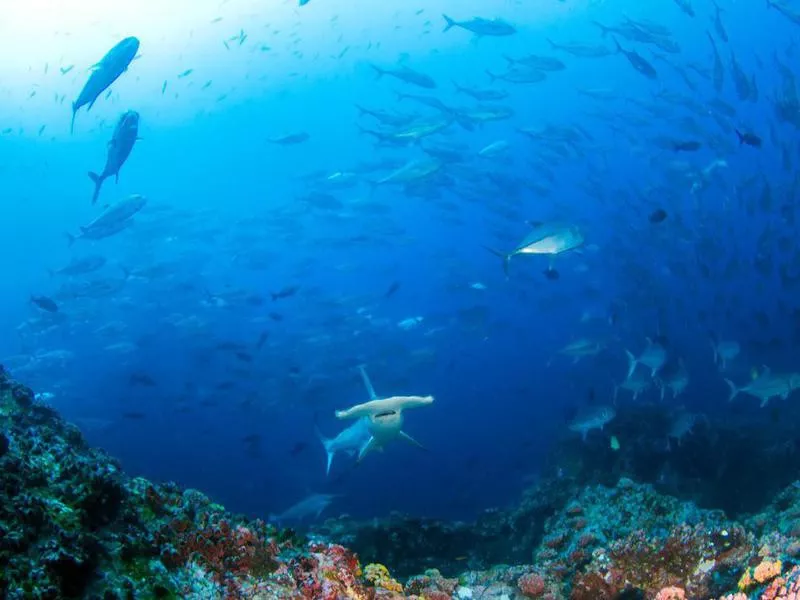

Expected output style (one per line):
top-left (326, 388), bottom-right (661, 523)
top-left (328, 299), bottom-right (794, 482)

top-left (358, 365), bottom-right (378, 400)
top-left (526, 220), bottom-right (544, 228)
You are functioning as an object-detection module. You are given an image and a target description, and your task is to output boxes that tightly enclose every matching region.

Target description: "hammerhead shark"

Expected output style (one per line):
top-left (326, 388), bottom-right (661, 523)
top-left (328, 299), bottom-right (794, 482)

top-left (333, 365), bottom-right (433, 462)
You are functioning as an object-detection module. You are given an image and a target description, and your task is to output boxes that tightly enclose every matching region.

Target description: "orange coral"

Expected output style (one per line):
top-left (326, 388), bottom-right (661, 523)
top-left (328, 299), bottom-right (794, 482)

top-left (655, 586), bottom-right (686, 600)
top-left (753, 559), bottom-right (782, 584)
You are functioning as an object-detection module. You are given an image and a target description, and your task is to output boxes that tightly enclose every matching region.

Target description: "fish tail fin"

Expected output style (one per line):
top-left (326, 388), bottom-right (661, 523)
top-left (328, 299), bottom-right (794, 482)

top-left (452, 80), bottom-right (464, 93)
top-left (724, 379), bottom-right (739, 402)
top-left (546, 38), bottom-right (558, 49)
top-left (591, 21), bottom-right (610, 36)
top-left (734, 129), bottom-right (745, 144)
top-left (65, 232), bottom-right (76, 247)
top-left (502, 54), bottom-right (515, 65)
top-left (611, 36), bottom-right (622, 52)
top-left (482, 246), bottom-right (510, 276)
top-left (88, 171), bottom-right (103, 205)
top-left (485, 69), bottom-right (498, 83)
top-left (624, 349), bottom-right (638, 380)
top-left (442, 14), bottom-right (457, 32)
top-left (70, 103), bottom-right (77, 134)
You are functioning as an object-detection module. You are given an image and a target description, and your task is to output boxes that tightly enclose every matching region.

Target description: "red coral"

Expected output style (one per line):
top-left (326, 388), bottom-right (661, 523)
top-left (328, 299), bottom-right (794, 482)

top-left (163, 515), bottom-right (279, 595)
top-left (544, 532), bottom-right (568, 549)
top-left (518, 572), bottom-right (546, 598)
top-left (570, 571), bottom-right (618, 600)
top-left (566, 503), bottom-right (584, 515)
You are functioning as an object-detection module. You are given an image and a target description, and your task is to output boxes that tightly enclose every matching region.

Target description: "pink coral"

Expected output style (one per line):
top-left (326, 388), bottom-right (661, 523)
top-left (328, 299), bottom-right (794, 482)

top-left (655, 586), bottom-right (686, 600)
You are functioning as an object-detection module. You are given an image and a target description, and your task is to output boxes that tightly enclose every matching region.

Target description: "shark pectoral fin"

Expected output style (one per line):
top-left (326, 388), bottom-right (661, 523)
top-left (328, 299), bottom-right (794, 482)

top-left (358, 365), bottom-right (378, 400)
top-left (357, 436), bottom-right (377, 462)
top-left (399, 431), bottom-right (426, 451)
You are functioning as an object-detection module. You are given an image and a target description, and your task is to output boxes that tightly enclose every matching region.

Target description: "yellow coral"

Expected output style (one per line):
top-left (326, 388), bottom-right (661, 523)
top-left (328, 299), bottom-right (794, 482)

top-left (753, 558), bottom-right (782, 584)
top-left (737, 568), bottom-right (752, 591)
top-left (364, 563), bottom-right (404, 593)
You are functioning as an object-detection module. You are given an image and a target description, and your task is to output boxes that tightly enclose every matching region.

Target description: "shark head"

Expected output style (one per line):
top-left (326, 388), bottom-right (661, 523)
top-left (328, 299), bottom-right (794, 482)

top-left (368, 408), bottom-right (404, 441)
top-left (335, 395), bottom-right (434, 463)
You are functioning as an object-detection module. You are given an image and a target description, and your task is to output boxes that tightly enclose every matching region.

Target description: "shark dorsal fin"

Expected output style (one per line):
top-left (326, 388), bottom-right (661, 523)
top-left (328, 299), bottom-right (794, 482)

top-left (358, 364), bottom-right (378, 400)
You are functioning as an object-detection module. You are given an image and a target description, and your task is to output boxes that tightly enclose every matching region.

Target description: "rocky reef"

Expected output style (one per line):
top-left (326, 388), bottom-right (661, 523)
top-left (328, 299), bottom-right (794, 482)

top-left (1, 364), bottom-right (799, 599)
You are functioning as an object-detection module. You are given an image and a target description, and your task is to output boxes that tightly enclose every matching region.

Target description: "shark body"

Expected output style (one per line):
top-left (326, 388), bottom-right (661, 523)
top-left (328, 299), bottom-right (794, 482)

top-left (332, 365), bottom-right (433, 463)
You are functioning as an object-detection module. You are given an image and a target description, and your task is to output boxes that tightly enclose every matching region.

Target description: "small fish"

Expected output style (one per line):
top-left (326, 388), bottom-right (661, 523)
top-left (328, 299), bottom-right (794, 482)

top-left (178, 68), bottom-right (193, 78)
top-left (735, 129), bottom-right (762, 147)
top-left (649, 208), bottom-right (668, 223)
top-left (268, 312), bottom-right (284, 322)
top-left (129, 371), bottom-right (156, 386)
top-left (235, 352), bottom-right (253, 363)
top-left (88, 110), bottom-right (140, 204)
top-left (442, 14), bottom-right (516, 36)
top-left (271, 285), bottom-right (300, 301)
top-left (268, 132), bottom-right (310, 145)
top-left (60, 65), bottom-right (74, 75)
top-left (384, 281), bottom-right (401, 298)
top-left (30, 295), bottom-right (59, 312)
top-left (290, 441), bottom-right (309, 457)
top-left (568, 405), bottom-right (616, 441)
top-left (370, 64), bottom-right (437, 89)
top-left (484, 221), bottom-right (584, 277)
top-left (71, 37), bottom-right (139, 133)
top-left (671, 140), bottom-right (701, 152)
top-left (613, 37), bottom-right (657, 79)
top-left (256, 331), bottom-right (270, 349)
top-left (123, 412), bottom-right (147, 419)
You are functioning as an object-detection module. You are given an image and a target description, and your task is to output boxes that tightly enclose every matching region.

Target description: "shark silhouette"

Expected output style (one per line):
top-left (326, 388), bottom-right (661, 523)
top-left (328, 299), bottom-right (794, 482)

top-left (334, 365), bottom-right (433, 462)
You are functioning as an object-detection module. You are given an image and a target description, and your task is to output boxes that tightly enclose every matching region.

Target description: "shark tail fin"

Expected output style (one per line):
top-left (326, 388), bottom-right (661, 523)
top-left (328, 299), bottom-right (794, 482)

top-left (88, 172), bottom-right (103, 205)
top-left (315, 426), bottom-right (335, 476)
top-left (71, 103), bottom-right (77, 134)
top-left (442, 14), bottom-right (457, 32)
top-left (724, 379), bottom-right (739, 402)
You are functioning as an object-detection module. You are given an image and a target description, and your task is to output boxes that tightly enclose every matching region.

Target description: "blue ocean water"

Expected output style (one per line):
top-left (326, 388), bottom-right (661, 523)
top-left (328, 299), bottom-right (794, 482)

top-left (2, 0), bottom-right (799, 525)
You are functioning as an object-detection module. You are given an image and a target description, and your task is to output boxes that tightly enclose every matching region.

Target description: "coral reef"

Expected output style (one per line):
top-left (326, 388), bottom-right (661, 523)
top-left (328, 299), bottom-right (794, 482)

top-left (3, 364), bottom-right (800, 600)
